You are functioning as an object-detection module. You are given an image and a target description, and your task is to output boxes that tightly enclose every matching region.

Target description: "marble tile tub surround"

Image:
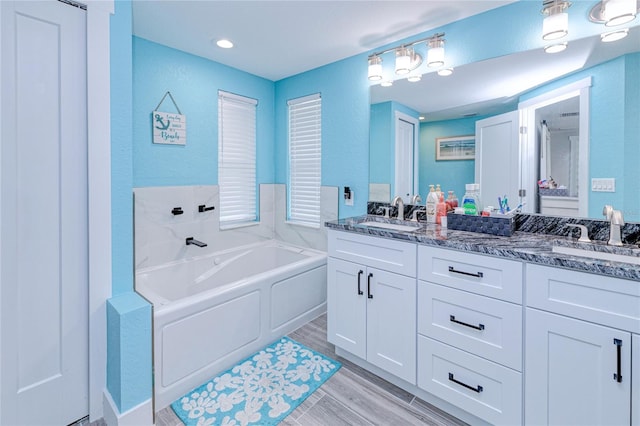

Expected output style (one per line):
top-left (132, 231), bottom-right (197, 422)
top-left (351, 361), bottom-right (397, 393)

top-left (134, 184), bottom-right (337, 270)
top-left (368, 202), bottom-right (640, 245)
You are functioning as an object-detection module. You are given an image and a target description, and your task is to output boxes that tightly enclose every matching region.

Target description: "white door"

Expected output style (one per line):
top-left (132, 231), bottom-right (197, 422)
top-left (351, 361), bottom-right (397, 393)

top-left (475, 111), bottom-right (521, 211)
top-left (526, 309), bottom-right (630, 426)
top-left (366, 268), bottom-right (416, 384)
top-left (394, 112), bottom-right (419, 203)
top-left (326, 258), bottom-right (367, 359)
top-left (1, 1), bottom-right (89, 425)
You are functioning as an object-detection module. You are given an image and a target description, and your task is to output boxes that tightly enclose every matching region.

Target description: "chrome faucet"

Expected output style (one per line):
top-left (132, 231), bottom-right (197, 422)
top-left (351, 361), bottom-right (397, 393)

top-left (391, 196), bottom-right (405, 221)
top-left (411, 194), bottom-right (422, 205)
top-left (603, 205), bottom-right (624, 246)
top-left (186, 237), bottom-right (208, 247)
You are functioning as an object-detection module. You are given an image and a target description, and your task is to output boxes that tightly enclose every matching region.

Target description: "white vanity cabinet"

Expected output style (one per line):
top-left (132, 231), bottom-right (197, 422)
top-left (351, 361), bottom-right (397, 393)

top-left (525, 264), bottom-right (640, 426)
top-left (327, 230), bottom-right (417, 384)
top-left (416, 246), bottom-right (524, 426)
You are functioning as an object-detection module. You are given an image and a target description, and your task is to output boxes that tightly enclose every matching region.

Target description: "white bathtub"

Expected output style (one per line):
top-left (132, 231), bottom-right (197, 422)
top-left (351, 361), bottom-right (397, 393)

top-left (135, 240), bottom-right (328, 410)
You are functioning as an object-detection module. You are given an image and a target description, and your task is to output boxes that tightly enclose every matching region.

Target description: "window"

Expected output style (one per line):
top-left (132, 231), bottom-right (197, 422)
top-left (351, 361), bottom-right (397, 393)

top-left (218, 91), bottom-right (257, 226)
top-left (288, 93), bottom-right (322, 227)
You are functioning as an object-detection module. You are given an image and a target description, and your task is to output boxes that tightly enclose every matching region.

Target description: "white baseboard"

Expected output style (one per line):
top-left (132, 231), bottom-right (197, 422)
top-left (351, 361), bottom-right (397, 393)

top-left (103, 390), bottom-right (153, 426)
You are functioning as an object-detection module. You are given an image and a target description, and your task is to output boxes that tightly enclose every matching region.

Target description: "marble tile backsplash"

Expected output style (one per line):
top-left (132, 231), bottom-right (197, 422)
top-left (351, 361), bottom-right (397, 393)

top-left (367, 202), bottom-right (640, 245)
top-left (134, 184), bottom-right (337, 270)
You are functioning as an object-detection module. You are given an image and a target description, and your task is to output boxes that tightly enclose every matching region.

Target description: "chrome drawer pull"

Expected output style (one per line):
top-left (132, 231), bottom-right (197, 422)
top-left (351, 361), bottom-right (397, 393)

top-left (367, 272), bottom-right (373, 299)
top-left (450, 315), bottom-right (485, 331)
top-left (614, 338), bottom-right (623, 383)
top-left (448, 266), bottom-right (483, 278)
top-left (448, 373), bottom-right (483, 393)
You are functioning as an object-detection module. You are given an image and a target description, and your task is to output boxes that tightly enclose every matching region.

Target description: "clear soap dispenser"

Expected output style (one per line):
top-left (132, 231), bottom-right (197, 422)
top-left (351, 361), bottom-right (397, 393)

top-left (426, 185), bottom-right (438, 223)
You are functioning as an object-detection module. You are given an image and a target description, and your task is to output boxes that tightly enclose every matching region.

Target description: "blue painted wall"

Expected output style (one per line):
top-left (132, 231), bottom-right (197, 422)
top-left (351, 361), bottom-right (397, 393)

top-left (132, 37), bottom-right (275, 187)
top-left (110, 0), bottom-right (133, 296)
top-left (108, 1), bottom-right (152, 415)
top-left (274, 55), bottom-right (370, 218)
top-left (419, 116), bottom-right (487, 202)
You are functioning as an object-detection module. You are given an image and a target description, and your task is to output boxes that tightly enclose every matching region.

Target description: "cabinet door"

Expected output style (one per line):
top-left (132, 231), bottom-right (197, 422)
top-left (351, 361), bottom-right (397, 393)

top-left (366, 267), bottom-right (417, 384)
top-left (327, 257), bottom-right (366, 359)
top-left (526, 308), bottom-right (631, 426)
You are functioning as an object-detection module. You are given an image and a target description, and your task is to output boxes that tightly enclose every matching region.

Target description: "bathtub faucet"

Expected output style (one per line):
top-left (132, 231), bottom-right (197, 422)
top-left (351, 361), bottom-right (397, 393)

top-left (186, 237), bottom-right (208, 247)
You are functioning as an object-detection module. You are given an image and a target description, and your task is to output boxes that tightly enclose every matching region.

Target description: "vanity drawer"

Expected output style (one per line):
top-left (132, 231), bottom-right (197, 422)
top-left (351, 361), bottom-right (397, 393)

top-left (328, 229), bottom-right (416, 277)
top-left (418, 335), bottom-right (522, 426)
top-left (527, 264), bottom-right (640, 333)
top-left (418, 245), bottom-right (523, 303)
top-left (418, 282), bottom-right (522, 371)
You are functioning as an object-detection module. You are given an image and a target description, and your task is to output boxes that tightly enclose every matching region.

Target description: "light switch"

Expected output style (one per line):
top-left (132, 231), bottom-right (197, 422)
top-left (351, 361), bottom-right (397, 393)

top-left (591, 178), bottom-right (615, 192)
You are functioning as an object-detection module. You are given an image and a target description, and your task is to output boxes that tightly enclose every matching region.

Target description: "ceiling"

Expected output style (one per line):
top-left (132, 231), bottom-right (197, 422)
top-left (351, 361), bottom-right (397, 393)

top-left (131, 1), bottom-right (516, 81)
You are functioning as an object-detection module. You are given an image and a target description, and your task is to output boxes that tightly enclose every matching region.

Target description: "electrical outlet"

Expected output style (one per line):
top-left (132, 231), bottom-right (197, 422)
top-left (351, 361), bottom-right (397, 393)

top-left (345, 190), bottom-right (354, 206)
top-left (591, 178), bottom-right (616, 192)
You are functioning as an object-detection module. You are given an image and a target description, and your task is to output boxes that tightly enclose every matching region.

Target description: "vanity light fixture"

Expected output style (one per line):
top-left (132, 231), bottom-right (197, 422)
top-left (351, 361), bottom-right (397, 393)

top-left (544, 42), bottom-right (568, 53)
top-left (427, 36), bottom-right (445, 67)
top-left (368, 55), bottom-right (383, 81)
top-left (366, 32), bottom-right (444, 82)
top-left (600, 28), bottom-right (630, 41)
top-left (589, 0), bottom-right (638, 26)
top-left (542, 0), bottom-right (571, 40)
top-left (437, 68), bottom-right (454, 76)
top-left (395, 46), bottom-right (422, 75)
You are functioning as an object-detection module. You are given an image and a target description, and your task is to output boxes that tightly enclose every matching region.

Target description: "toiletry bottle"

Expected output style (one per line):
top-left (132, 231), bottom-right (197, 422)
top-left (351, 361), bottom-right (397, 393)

top-left (435, 184), bottom-right (442, 199)
top-left (446, 190), bottom-right (458, 209)
top-left (462, 183), bottom-right (480, 215)
top-left (426, 185), bottom-right (437, 223)
top-left (436, 193), bottom-right (447, 224)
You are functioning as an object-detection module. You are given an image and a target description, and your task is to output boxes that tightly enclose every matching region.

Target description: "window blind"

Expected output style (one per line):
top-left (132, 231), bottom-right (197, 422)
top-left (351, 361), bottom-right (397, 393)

top-left (288, 93), bottom-right (321, 227)
top-left (218, 91), bottom-right (258, 225)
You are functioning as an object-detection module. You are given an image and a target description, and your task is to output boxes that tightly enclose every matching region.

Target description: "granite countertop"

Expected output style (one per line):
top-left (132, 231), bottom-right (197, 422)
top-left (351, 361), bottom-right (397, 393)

top-left (325, 215), bottom-right (640, 282)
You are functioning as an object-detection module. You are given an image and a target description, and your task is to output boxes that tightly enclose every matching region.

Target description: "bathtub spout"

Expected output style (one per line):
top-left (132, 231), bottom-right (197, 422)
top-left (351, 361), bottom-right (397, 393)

top-left (186, 237), bottom-right (207, 247)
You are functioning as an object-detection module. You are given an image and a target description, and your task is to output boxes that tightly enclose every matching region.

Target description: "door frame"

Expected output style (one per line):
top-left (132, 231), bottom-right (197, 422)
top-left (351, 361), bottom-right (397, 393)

top-left (86, 1), bottom-right (114, 421)
top-left (518, 77), bottom-right (591, 217)
top-left (394, 111), bottom-right (419, 202)
top-left (0, 0), bottom-right (114, 421)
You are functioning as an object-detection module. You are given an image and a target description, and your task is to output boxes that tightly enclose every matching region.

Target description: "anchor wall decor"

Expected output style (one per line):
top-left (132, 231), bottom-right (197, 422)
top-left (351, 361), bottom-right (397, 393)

top-left (152, 91), bottom-right (186, 145)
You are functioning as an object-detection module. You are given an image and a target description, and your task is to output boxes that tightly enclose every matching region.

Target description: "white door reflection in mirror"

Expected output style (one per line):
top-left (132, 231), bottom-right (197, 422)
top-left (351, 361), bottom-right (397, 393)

top-left (395, 112), bottom-right (419, 204)
top-left (519, 77), bottom-right (591, 217)
top-left (475, 111), bottom-right (522, 213)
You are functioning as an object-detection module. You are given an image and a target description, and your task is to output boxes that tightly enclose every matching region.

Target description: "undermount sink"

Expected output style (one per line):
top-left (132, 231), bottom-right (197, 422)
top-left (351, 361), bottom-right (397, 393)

top-left (552, 242), bottom-right (640, 265)
top-left (358, 221), bottom-right (420, 233)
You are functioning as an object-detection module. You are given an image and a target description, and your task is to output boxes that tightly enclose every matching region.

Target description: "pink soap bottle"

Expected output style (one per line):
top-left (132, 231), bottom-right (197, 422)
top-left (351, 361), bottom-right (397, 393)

top-left (436, 194), bottom-right (447, 225)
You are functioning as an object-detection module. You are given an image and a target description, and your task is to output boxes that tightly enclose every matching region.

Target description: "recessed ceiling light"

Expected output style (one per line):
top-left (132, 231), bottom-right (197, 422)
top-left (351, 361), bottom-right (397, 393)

top-left (216, 39), bottom-right (234, 49)
top-left (437, 68), bottom-right (454, 76)
top-left (419, 116), bottom-right (426, 120)
top-left (380, 80), bottom-right (393, 87)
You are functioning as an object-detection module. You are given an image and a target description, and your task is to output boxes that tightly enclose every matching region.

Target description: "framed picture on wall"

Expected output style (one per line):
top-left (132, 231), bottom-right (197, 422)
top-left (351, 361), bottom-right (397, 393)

top-left (436, 135), bottom-right (475, 160)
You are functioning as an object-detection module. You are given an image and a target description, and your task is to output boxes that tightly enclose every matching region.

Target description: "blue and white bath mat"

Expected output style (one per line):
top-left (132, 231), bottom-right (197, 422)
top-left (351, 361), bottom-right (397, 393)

top-left (171, 337), bottom-right (341, 426)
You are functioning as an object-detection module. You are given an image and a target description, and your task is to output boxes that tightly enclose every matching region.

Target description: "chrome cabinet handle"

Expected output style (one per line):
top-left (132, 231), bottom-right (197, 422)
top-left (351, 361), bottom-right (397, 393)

top-left (367, 272), bottom-right (373, 299)
top-left (614, 338), bottom-right (623, 383)
top-left (357, 270), bottom-right (364, 295)
top-left (448, 266), bottom-right (483, 278)
top-left (450, 315), bottom-right (485, 331)
top-left (448, 373), bottom-right (483, 393)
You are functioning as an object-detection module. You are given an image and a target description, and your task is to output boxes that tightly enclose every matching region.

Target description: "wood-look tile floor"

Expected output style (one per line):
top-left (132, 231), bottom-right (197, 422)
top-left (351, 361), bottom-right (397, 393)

top-left (155, 314), bottom-right (468, 426)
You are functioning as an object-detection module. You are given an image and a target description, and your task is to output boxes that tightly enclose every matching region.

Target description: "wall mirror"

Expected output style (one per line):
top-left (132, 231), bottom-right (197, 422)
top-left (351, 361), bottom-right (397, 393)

top-left (368, 30), bottom-right (640, 220)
